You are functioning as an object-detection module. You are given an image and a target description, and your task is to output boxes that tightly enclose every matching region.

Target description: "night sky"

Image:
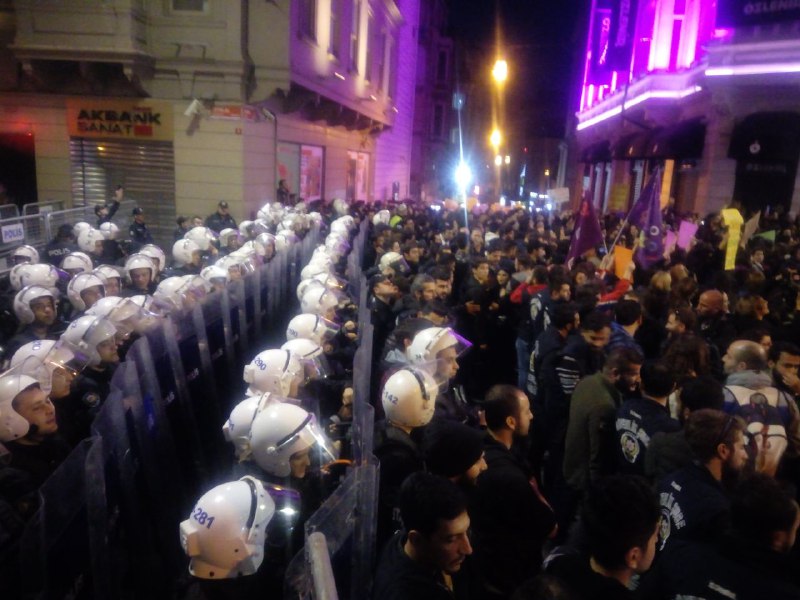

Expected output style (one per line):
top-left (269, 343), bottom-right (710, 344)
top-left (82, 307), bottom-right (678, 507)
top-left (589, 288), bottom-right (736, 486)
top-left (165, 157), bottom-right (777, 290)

top-left (447, 0), bottom-right (589, 140)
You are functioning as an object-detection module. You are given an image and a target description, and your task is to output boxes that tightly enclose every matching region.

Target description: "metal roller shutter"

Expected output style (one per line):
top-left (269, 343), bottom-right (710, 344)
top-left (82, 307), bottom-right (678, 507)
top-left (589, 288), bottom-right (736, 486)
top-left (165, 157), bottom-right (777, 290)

top-left (70, 138), bottom-right (175, 248)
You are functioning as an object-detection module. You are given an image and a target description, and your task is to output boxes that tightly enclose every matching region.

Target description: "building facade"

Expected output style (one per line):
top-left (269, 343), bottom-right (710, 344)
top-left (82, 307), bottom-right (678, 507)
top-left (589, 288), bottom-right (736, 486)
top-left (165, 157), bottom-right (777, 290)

top-left (0, 0), bottom-right (418, 244)
top-left (574, 0), bottom-right (800, 217)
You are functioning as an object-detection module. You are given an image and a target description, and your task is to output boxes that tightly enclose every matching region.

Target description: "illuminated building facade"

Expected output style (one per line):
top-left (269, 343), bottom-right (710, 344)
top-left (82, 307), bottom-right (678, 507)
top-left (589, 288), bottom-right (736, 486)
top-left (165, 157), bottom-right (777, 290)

top-left (574, 0), bottom-right (800, 216)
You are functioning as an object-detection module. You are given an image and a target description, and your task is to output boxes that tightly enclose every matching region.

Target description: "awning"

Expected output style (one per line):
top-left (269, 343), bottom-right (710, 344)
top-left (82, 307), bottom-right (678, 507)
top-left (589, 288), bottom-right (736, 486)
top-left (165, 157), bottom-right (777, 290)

top-left (647, 119), bottom-right (706, 159)
top-left (612, 130), bottom-right (654, 159)
top-left (728, 112), bottom-right (800, 162)
top-left (579, 140), bottom-right (612, 163)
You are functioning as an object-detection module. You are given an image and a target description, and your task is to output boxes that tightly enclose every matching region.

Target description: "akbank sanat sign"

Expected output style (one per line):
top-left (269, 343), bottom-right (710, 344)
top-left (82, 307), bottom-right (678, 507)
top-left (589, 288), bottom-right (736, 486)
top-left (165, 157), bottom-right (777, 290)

top-left (66, 99), bottom-right (174, 141)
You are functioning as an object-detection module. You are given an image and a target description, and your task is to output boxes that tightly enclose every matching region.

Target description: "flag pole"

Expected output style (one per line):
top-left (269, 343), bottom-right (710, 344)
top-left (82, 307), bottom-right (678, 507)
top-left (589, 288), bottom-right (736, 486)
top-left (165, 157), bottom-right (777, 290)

top-left (609, 166), bottom-right (662, 251)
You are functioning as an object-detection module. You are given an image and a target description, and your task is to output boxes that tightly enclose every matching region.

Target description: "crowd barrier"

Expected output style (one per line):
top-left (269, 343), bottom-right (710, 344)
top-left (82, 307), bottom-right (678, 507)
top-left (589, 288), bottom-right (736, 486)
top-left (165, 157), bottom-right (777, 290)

top-left (16, 218), bottom-right (385, 599)
top-left (0, 200), bottom-right (137, 273)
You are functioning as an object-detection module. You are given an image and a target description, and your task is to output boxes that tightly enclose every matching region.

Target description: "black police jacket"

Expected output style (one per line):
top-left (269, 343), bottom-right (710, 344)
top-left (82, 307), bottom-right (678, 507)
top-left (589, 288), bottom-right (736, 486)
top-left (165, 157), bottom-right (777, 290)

top-left (615, 397), bottom-right (680, 476)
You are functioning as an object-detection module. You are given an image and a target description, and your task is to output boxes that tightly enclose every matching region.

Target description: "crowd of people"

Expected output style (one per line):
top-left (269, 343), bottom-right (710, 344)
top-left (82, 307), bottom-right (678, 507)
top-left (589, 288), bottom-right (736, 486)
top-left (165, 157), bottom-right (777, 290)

top-left (2, 188), bottom-right (800, 599)
top-left (364, 199), bottom-right (800, 599)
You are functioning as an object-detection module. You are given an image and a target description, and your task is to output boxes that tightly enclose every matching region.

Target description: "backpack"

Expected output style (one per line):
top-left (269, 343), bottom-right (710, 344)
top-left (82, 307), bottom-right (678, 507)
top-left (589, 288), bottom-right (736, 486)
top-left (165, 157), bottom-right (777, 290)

top-left (725, 385), bottom-right (789, 474)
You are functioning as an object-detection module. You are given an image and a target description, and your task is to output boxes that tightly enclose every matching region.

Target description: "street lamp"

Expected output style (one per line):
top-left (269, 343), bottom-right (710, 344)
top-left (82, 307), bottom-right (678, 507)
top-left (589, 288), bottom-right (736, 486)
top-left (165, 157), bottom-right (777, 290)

top-left (489, 129), bottom-right (502, 150)
top-left (454, 161), bottom-right (472, 227)
top-left (494, 155), bottom-right (502, 166)
top-left (504, 155), bottom-right (511, 165)
top-left (492, 59), bottom-right (508, 84)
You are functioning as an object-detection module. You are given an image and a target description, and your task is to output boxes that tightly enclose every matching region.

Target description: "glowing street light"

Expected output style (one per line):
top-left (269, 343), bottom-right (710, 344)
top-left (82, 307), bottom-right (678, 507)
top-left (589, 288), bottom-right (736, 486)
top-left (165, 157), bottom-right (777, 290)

top-left (504, 155), bottom-right (511, 165)
top-left (489, 128), bottom-right (502, 150)
top-left (454, 161), bottom-right (472, 197)
top-left (494, 155), bottom-right (502, 166)
top-left (492, 59), bottom-right (508, 84)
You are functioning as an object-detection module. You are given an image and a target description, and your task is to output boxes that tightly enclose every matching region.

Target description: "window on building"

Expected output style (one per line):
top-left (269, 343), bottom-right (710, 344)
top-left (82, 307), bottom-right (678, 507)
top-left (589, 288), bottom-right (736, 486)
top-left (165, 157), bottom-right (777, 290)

top-left (329, 0), bottom-right (341, 57)
top-left (171, 0), bottom-right (208, 11)
top-left (387, 36), bottom-right (397, 99)
top-left (432, 104), bottom-right (444, 139)
top-left (365, 11), bottom-right (374, 82)
top-left (436, 49), bottom-right (447, 82)
top-left (349, 0), bottom-right (361, 72)
top-left (378, 32), bottom-right (388, 92)
top-left (277, 142), bottom-right (325, 201)
top-left (300, 0), bottom-right (317, 41)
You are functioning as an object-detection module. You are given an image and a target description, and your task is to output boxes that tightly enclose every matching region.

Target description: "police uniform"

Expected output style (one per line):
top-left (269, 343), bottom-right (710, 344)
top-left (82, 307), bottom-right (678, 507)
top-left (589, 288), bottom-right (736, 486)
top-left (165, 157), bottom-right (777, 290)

top-left (43, 240), bottom-right (78, 266)
top-left (58, 364), bottom-right (116, 447)
top-left (129, 218), bottom-right (154, 252)
top-left (657, 462), bottom-right (730, 551)
top-left (615, 397), bottom-right (680, 476)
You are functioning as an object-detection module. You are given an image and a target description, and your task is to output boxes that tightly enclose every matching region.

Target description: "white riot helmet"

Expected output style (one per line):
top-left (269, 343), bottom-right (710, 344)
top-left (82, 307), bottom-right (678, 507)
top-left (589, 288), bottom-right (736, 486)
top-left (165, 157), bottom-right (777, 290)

top-left (309, 249), bottom-right (334, 269)
top-left (153, 277), bottom-right (198, 314)
top-left (86, 296), bottom-right (152, 338)
top-left (379, 251), bottom-right (410, 275)
top-left (307, 212), bottom-right (322, 226)
top-left (324, 236), bottom-right (350, 260)
top-left (60, 315), bottom-right (118, 367)
top-left (373, 210), bottom-right (391, 226)
top-left (269, 202), bottom-right (285, 221)
top-left (242, 349), bottom-right (303, 397)
top-left (250, 220), bottom-right (272, 237)
top-left (300, 262), bottom-right (330, 281)
top-left (0, 372), bottom-right (40, 442)
top-left (72, 221), bottom-right (92, 238)
top-left (255, 233), bottom-right (276, 259)
top-left (13, 286), bottom-right (55, 325)
top-left (11, 263), bottom-right (62, 292)
top-left (256, 203), bottom-right (273, 222)
top-left (273, 234), bottom-right (289, 253)
top-left (172, 239), bottom-right (201, 267)
top-left (300, 287), bottom-right (342, 320)
top-left (280, 338), bottom-right (330, 381)
top-left (219, 228), bottom-right (242, 248)
top-left (381, 367), bottom-right (439, 428)
top-left (249, 403), bottom-right (336, 477)
top-left (222, 392), bottom-right (300, 460)
top-left (99, 221), bottom-right (120, 240)
top-left (60, 251), bottom-right (93, 274)
top-left (10, 341), bottom-right (82, 396)
top-left (11, 245), bottom-right (39, 265)
top-left (93, 265), bottom-right (122, 287)
top-left (312, 272), bottom-right (347, 293)
top-left (77, 228), bottom-right (104, 254)
top-left (277, 230), bottom-right (299, 245)
top-left (179, 476), bottom-right (275, 580)
top-left (185, 226), bottom-right (218, 252)
top-left (66, 272), bottom-right (106, 311)
top-left (332, 198), bottom-right (348, 216)
top-left (238, 220), bottom-right (255, 238)
top-left (407, 327), bottom-right (469, 364)
top-left (140, 244), bottom-right (167, 273)
top-left (124, 253), bottom-right (155, 283)
top-left (329, 220), bottom-right (349, 237)
top-left (201, 265), bottom-right (230, 288)
top-left (286, 313), bottom-right (340, 345)
top-left (296, 278), bottom-right (325, 302)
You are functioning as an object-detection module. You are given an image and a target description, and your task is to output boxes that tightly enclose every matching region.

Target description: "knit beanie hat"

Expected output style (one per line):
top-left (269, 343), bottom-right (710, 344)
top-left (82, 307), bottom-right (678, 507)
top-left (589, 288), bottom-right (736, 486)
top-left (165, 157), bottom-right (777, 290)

top-left (423, 420), bottom-right (484, 478)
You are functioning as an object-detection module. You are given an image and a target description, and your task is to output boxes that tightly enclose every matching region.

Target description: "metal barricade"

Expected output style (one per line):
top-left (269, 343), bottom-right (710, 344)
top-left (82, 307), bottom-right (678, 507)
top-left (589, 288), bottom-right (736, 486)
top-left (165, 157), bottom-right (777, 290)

top-left (22, 199), bottom-right (65, 216)
top-left (0, 212), bottom-right (50, 273)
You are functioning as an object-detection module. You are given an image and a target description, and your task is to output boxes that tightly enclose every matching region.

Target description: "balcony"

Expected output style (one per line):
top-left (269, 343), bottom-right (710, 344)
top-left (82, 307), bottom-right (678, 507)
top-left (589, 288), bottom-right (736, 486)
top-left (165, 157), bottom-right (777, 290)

top-left (10, 0), bottom-right (154, 83)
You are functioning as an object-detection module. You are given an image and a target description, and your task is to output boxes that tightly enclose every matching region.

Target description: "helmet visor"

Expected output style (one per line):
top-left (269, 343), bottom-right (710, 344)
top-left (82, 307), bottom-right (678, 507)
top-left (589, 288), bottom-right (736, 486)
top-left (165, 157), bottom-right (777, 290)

top-left (278, 413), bottom-right (339, 468)
top-left (415, 329), bottom-right (473, 386)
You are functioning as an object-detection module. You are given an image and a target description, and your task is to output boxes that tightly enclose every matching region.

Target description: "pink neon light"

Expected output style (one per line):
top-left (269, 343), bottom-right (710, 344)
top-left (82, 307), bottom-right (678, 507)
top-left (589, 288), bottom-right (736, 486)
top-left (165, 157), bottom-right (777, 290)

top-left (706, 63), bottom-right (800, 76)
top-left (611, 70), bottom-right (618, 92)
top-left (576, 85), bottom-right (703, 131)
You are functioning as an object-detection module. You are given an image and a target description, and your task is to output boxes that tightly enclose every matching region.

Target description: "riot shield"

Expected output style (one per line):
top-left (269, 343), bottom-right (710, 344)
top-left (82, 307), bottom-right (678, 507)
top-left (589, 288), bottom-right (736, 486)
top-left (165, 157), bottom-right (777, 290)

top-left (91, 389), bottom-right (167, 597)
top-left (18, 438), bottom-right (96, 598)
top-left (243, 265), bottom-right (261, 347)
top-left (201, 289), bottom-right (240, 413)
top-left (171, 306), bottom-right (229, 480)
top-left (227, 278), bottom-right (249, 357)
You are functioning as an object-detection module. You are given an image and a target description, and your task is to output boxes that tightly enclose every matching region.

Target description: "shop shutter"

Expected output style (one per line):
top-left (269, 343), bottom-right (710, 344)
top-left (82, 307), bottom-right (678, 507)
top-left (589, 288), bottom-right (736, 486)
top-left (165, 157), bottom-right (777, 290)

top-left (70, 138), bottom-right (175, 247)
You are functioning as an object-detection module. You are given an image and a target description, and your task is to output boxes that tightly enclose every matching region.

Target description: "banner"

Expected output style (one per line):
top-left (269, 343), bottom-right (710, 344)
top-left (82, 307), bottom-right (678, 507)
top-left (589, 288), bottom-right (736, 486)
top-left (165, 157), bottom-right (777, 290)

top-left (716, 0), bottom-right (800, 27)
top-left (664, 230), bottom-right (677, 258)
top-left (635, 169), bottom-right (665, 268)
top-left (567, 196), bottom-right (605, 267)
top-left (740, 211), bottom-right (761, 247)
top-left (608, 0), bottom-right (638, 72)
top-left (587, 8), bottom-right (614, 84)
top-left (67, 98), bottom-right (173, 141)
top-left (721, 208), bottom-right (744, 270)
top-left (614, 245), bottom-right (634, 279)
top-left (677, 220), bottom-right (698, 250)
top-left (755, 230), bottom-right (776, 242)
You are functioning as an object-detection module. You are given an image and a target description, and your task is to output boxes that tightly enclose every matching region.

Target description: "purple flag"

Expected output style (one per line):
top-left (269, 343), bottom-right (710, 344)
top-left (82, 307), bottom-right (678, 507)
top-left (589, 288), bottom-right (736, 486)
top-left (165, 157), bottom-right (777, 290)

top-left (626, 173), bottom-right (659, 229)
top-left (635, 169), bottom-right (664, 268)
top-left (567, 196), bottom-right (604, 267)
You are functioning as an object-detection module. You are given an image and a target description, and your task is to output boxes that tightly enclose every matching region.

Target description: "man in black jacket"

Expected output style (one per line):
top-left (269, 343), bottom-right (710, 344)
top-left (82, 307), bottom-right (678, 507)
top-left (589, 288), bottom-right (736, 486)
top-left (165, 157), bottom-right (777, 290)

top-left (205, 200), bottom-right (237, 233)
top-left (373, 472), bottom-right (476, 600)
top-left (471, 384), bottom-right (557, 598)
